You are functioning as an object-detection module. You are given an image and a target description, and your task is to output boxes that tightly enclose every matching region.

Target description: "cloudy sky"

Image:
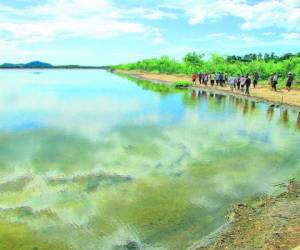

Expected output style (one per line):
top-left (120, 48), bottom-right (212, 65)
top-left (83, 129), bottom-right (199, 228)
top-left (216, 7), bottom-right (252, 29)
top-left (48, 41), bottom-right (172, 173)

top-left (0, 0), bottom-right (300, 65)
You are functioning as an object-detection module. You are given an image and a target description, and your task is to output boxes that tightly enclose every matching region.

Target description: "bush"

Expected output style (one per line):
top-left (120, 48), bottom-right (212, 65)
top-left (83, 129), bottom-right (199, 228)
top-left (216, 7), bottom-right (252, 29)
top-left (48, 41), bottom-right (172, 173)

top-left (110, 52), bottom-right (300, 84)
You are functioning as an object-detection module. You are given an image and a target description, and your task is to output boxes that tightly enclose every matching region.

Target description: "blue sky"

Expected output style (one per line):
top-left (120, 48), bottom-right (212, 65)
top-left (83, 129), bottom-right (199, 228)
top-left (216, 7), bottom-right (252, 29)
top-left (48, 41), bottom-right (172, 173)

top-left (0, 0), bottom-right (300, 65)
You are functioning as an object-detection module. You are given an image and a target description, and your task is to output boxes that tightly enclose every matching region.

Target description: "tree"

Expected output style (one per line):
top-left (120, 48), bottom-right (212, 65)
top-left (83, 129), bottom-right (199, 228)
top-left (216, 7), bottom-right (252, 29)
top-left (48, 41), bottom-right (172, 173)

top-left (183, 52), bottom-right (204, 67)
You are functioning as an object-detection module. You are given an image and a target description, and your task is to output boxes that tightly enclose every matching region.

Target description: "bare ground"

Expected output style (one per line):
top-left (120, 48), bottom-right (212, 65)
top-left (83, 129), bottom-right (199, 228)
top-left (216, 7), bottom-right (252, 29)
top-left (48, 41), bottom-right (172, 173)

top-left (189, 180), bottom-right (300, 250)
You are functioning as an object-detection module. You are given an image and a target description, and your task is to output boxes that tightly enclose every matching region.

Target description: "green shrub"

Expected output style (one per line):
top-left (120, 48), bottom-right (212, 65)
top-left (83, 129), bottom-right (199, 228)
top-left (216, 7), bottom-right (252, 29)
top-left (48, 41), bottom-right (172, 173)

top-left (110, 52), bottom-right (300, 86)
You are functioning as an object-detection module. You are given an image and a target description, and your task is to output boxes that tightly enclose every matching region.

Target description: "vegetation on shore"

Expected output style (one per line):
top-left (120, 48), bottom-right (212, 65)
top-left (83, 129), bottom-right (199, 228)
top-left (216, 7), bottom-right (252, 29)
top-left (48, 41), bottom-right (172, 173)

top-left (110, 52), bottom-right (300, 88)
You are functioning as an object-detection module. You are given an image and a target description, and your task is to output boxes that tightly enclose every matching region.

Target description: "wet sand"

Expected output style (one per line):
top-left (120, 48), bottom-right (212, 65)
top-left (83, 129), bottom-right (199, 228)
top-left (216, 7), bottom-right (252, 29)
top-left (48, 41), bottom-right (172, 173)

top-left (114, 70), bottom-right (300, 108)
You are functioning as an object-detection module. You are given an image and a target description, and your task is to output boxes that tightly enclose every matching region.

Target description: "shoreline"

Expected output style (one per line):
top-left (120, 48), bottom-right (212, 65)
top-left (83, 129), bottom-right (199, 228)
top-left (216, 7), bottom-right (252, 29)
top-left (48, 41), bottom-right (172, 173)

top-left (113, 69), bottom-right (300, 249)
top-left (189, 180), bottom-right (300, 250)
top-left (0, 68), bottom-right (105, 70)
top-left (113, 69), bottom-right (300, 110)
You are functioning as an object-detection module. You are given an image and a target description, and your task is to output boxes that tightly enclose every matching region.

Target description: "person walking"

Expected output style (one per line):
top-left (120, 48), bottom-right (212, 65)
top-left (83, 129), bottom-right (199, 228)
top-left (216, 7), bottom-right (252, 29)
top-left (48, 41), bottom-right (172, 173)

top-left (203, 73), bottom-right (208, 86)
top-left (236, 74), bottom-right (241, 90)
top-left (286, 72), bottom-right (294, 92)
top-left (224, 73), bottom-right (228, 86)
top-left (210, 73), bottom-right (215, 87)
top-left (201, 73), bottom-right (205, 85)
top-left (253, 71), bottom-right (259, 88)
top-left (192, 73), bottom-right (197, 85)
top-left (272, 73), bottom-right (278, 91)
top-left (245, 74), bottom-right (251, 95)
top-left (229, 75), bottom-right (235, 92)
top-left (198, 72), bottom-right (203, 84)
top-left (270, 73), bottom-right (274, 88)
top-left (240, 75), bottom-right (245, 92)
top-left (215, 72), bottom-right (219, 86)
top-left (219, 73), bottom-right (224, 87)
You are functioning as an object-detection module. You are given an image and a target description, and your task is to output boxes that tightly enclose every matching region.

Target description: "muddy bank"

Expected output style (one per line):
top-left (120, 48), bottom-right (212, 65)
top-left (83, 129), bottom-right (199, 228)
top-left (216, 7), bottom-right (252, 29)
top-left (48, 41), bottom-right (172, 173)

top-left (113, 70), bottom-right (300, 110)
top-left (189, 180), bottom-right (300, 250)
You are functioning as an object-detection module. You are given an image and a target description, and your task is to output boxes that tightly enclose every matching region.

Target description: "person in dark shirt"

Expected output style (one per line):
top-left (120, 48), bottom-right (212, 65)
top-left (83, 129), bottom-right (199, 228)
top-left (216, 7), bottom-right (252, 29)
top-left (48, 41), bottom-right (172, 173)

top-left (237, 74), bottom-right (241, 90)
top-left (198, 72), bottom-right (202, 84)
top-left (216, 73), bottom-right (220, 86)
top-left (224, 73), bottom-right (228, 85)
top-left (253, 71), bottom-right (259, 88)
top-left (286, 72), bottom-right (294, 92)
top-left (245, 74), bottom-right (251, 95)
top-left (219, 73), bottom-right (223, 87)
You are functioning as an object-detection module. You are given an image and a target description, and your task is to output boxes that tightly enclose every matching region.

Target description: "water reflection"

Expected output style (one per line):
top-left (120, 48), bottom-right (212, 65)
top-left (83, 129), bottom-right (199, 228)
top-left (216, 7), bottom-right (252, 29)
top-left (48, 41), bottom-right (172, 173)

top-left (202, 90), bottom-right (207, 97)
top-left (279, 109), bottom-right (290, 126)
top-left (185, 90), bottom-right (300, 130)
top-left (243, 99), bottom-right (249, 116)
top-left (111, 76), bottom-right (300, 132)
top-left (1, 71), bottom-right (299, 250)
top-left (192, 89), bottom-right (196, 101)
top-left (235, 96), bottom-right (239, 107)
top-left (251, 101), bottom-right (256, 113)
top-left (182, 90), bottom-right (198, 107)
top-left (267, 105), bottom-right (274, 121)
top-left (117, 73), bottom-right (176, 95)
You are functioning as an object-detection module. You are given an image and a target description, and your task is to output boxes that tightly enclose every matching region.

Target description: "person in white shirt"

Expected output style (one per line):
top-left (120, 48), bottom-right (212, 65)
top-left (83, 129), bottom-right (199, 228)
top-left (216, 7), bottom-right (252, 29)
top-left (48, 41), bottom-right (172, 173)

top-left (229, 75), bottom-right (235, 92)
top-left (240, 76), bottom-right (246, 92)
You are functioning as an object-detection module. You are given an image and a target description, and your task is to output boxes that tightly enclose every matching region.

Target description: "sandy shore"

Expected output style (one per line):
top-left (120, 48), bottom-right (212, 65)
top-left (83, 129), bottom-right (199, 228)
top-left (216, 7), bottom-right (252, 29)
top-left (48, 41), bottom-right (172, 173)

top-left (114, 70), bottom-right (300, 109)
top-left (190, 180), bottom-right (300, 250)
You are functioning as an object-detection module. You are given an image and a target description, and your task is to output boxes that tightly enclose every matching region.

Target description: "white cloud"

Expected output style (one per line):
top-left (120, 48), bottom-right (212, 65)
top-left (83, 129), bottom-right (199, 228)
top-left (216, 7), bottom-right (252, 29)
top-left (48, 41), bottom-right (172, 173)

top-left (282, 32), bottom-right (300, 40)
top-left (263, 32), bottom-right (275, 36)
top-left (207, 33), bottom-right (224, 38)
top-left (153, 37), bottom-right (166, 44)
top-left (0, 0), bottom-right (173, 44)
top-left (125, 8), bottom-right (177, 20)
top-left (163, 0), bottom-right (300, 32)
top-left (240, 1), bottom-right (300, 31)
top-left (227, 35), bottom-right (238, 41)
top-left (0, 77), bottom-right (143, 138)
top-left (151, 29), bottom-right (166, 44)
top-left (240, 35), bottom-right (257, 42)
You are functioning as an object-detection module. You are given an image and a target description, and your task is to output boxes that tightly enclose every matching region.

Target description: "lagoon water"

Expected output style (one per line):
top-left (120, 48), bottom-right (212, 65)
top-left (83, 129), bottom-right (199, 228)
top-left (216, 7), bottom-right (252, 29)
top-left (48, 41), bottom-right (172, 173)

top-left (0, 69), bottom-right (300, 249)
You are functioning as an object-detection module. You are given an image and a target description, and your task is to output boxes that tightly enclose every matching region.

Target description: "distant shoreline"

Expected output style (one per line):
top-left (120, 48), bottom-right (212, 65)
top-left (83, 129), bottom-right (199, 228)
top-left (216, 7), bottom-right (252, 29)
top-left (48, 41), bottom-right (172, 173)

top-left (0, 67), bottom-right (107, 70)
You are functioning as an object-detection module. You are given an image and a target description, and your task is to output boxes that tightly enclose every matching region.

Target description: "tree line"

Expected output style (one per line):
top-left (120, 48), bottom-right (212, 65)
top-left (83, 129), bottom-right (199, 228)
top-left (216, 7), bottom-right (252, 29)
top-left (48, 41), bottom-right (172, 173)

top-left (111, 52), bottom-right (300, 83)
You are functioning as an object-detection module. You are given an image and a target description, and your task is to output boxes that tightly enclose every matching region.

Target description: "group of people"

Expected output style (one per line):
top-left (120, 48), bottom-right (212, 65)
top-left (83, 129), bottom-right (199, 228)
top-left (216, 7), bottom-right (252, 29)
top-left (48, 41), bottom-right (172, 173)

top-left (191, 71), bottom-right (295, 95)
top-left (269, 72), bottom-right (294, 92)
top-left (192, 72), bottom-right (228, 87)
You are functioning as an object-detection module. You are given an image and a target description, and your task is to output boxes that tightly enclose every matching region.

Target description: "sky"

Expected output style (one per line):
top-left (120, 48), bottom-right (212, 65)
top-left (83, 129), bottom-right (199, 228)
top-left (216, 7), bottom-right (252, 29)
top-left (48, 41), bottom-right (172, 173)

top-left (0, 0), bottom-right (300, 65)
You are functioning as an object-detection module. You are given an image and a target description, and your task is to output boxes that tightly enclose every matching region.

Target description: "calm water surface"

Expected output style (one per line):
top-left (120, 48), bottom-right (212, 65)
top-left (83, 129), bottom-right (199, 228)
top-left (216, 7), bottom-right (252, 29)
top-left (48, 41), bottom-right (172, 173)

top-left (0, 69), bottom-right (300, 249)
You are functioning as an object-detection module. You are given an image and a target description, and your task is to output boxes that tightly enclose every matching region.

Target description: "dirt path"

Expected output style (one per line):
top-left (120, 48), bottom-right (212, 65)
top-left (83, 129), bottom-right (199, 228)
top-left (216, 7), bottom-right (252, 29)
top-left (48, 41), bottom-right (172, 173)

top-left (115, 70), bottom-right (300, 108)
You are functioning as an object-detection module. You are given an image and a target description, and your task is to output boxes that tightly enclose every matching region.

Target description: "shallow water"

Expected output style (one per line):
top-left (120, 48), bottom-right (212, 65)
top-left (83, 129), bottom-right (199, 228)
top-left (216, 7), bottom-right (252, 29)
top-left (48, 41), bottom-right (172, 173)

top-left (0, 69), bottom-right (299, 250)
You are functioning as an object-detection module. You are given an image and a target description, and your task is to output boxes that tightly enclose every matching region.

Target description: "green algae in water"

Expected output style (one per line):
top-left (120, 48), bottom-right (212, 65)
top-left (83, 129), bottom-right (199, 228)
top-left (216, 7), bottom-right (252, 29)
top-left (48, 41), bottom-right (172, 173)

top-left (0, 70), bottom-right (300, 249)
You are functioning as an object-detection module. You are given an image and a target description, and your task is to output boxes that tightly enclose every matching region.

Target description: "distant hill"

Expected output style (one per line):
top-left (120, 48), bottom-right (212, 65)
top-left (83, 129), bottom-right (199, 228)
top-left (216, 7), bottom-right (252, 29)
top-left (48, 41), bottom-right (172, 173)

top-left (0, 61), bottom-right (53, 68)
top-left (24, 61), bottom-right (53, 68)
